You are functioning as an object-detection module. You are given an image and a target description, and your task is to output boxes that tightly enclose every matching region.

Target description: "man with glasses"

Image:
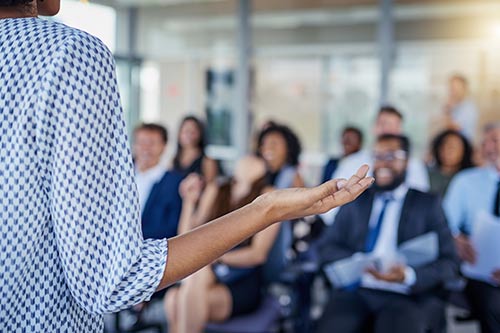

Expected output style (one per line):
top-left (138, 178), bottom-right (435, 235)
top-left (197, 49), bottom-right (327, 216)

top-left (315, 134), bottom-right (458, 333)
top-left (321, 106), bottom-right (429, 225)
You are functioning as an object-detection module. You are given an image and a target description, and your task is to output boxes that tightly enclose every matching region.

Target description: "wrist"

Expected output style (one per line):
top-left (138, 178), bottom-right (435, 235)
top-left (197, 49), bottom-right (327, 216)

top-left (251, 193), bottom-right (275, 226)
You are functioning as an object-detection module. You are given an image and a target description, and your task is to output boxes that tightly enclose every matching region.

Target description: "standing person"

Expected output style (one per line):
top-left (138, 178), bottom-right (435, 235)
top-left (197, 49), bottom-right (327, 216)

top-left (443, 74), bottom-right (478, 142)
top-left (321, 126), bottom-right (364, 184)
top-left (0, 2), bottom-right (374, 331)
top-left (172, 115), bottom-right (219, 183)
top-left (443, 123), bottom-right (500, 333)
top-left (427, 129), bottom-right (474, 197)
top-left (133, 123), bottom-right (183, 240)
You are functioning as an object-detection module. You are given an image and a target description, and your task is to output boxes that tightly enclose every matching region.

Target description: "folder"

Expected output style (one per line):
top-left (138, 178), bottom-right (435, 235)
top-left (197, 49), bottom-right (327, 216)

top-left (462, 212), bottom-right (500, 285)
top-left (324, 232), bottom-right (439, 288)
top-left (397, 232), bottom-right (438, 268)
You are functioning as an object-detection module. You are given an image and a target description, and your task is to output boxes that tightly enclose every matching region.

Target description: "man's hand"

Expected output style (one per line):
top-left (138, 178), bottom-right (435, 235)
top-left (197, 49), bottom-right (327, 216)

top-left (257, 165), bottom-right (374, 223)
top-left (454, 234), bottom-right (476, 264)
top-left (491, 269), bottom-right (500, 284)
top-left (366, 265), bottom-right (406, 283)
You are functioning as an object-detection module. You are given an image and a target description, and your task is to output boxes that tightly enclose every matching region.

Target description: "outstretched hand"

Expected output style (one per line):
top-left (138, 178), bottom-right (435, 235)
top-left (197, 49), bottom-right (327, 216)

top-left (257, 165), bottom-right (374, 223)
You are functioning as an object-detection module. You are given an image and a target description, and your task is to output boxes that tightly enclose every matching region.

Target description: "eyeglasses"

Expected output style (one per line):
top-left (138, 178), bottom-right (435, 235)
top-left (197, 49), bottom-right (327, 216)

top-left (373, 150), bottom-right (407, 162)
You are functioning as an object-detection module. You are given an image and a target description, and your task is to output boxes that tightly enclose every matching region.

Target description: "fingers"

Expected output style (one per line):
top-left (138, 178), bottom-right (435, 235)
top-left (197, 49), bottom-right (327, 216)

top-left (309, 165), bottom-right (373, 214)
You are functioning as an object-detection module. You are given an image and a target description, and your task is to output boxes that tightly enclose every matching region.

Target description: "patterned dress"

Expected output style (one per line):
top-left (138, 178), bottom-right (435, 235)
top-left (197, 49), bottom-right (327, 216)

top-left (0, 18), bottom-right (167, 332)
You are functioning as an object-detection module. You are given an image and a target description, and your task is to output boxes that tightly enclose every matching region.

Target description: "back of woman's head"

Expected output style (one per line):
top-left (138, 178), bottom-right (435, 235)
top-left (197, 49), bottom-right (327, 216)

top-left (431, 129), bottom-right (473, 171)
top-left (0, 0), bottom-right (32, 5)
top-left (257, 123), bottom-right (302, 167)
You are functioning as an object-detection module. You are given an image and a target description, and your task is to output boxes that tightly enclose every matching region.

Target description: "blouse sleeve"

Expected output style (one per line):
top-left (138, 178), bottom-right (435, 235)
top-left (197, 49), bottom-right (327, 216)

top-left (37, 31), bottom-right (167, 314)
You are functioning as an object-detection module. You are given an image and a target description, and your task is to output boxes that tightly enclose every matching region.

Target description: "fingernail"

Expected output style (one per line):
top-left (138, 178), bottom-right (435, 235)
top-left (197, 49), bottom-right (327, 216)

top-left (338, 180), bottom-right (347, 189)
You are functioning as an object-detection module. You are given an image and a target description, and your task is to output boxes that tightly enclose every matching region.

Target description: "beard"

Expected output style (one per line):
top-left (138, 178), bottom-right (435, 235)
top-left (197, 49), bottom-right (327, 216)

top-left (373, 168), bottom-right (407, 192)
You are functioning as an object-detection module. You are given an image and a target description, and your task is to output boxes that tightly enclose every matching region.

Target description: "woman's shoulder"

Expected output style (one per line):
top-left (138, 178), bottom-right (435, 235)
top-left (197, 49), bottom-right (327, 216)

top-left (23, 18), bottom-right (114, 60)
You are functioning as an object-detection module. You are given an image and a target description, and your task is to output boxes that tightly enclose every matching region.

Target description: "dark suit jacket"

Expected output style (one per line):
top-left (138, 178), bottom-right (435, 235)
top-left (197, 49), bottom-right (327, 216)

top-left (141, 171), bottom-right (183, 240)
top-left (317, 188), bottom-right (459, 295)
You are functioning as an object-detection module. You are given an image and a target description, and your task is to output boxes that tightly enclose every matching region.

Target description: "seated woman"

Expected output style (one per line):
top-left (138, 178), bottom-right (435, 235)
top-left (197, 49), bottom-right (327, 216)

top-left (427, 129), bottom-right (473, 197)
top-left (164, 155), bottom-right (280, 333)
top-left (172, 115), bottom-right (219, 183)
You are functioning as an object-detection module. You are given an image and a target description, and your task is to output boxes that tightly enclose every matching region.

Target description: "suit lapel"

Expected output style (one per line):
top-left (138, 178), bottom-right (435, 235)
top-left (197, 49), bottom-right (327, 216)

top-left (397, 189), bottom-right (414, 245)
top-left (357, 190), bottom-right (375, 249)
top-left (142, 173), bottom-right (166, 219)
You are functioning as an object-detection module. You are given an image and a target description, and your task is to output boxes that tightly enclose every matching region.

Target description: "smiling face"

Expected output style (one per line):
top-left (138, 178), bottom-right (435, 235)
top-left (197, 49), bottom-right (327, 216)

top-left (439, 133), bottom-right (465, 169)
top-left (373, 138), bottom-right (408, 191)
top-left (260, 132), bottom-right (288, 172)
top-left (133, 129), bottom-right (166, 172)
top-left (178, 119), bottom-right (202, 148)
top-left (342, 130), bottom-right (362, 156)
top-left (373, 111), bottom-right (402, 137)
top-left (482, 126), bottom-right (500, 169)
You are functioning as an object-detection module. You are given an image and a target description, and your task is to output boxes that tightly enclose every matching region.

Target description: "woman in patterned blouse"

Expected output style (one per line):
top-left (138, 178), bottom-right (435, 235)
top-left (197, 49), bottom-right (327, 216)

top-left (0, 1), bottom-right (373, 332)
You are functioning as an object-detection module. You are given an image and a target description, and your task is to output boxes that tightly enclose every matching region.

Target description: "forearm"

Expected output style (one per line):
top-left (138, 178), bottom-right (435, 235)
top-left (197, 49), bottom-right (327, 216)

top-left (157, 199), bottom-right (272, 290)
top-left (220, 246), bottom-right (265, 267)
top-left (177, 201), bottom-right (197, 234)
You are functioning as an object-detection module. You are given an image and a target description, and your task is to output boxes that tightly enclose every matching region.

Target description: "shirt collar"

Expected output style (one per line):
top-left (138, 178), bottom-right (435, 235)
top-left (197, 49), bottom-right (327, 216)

top-left (479, 165), bottom-right (500, 183)
top-left (135, 163), bottom-right (165, 179)
top-left (375, 183), bottom-right (408, 202)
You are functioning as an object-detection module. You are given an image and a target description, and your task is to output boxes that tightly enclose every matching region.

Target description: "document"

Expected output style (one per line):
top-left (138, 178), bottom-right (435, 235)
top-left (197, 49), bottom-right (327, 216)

top-left (324, 232), bottom-right (439, 288)
top-left (323, 253), bottom-right (376, 288)
top-left (397, 232), bottom-right (438, 268)
top-left (462, 212), bottom-right (500, 285)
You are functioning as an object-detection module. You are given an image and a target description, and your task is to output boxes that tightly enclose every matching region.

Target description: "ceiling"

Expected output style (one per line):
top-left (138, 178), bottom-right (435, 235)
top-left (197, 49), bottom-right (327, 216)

top-left (91, 0), bottom-right (480, 11)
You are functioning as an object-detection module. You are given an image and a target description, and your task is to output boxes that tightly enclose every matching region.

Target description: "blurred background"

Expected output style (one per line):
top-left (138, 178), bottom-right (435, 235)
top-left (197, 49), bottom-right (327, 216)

top-left (53, 0), bottom-right (500, 183)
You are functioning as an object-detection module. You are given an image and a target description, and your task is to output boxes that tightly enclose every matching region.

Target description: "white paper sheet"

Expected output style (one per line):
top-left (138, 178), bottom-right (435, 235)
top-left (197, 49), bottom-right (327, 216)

top-left (462, 211), bottom-right (500, 285)
top-left (397, 232), bottom-right (438, 268)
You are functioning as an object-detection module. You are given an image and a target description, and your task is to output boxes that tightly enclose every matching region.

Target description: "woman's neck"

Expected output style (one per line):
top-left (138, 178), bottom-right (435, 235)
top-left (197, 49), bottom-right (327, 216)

top-left (0, 6), bottom-right (37, 19)
top-left (440, 164), bottom-right (459, 175)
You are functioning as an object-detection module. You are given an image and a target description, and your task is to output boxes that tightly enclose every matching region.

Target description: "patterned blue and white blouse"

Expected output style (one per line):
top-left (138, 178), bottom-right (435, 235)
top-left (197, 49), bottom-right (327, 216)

top-left (0, 18), bottom-right (168, 332)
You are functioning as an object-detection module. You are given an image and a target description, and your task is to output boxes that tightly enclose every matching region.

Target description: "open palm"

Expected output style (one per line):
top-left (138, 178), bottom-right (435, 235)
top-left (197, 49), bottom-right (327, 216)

top-left (257, 165), bottom-right (373, 223)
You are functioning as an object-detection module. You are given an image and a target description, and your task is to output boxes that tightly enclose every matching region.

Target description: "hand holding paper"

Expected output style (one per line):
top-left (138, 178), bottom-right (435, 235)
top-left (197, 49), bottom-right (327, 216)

top-left (492, 269), bottom-right (500, 284)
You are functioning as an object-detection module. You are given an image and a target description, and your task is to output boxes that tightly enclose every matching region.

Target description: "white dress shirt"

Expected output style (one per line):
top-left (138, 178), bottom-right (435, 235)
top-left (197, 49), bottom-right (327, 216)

top-left (136, 163), bottom-right (167, 213)
top-left (360, 185), bottom-right (417, 294)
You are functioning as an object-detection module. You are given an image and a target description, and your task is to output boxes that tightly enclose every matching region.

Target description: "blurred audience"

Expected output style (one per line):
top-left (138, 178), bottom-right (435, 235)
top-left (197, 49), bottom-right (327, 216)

top-left (315, 134), bottom-right (458, 333)
top-left (443, 122), bottom-right (500, 333)
top-left (443, 74), bottom-right (478, 142)
top-left (321, 126), bottom-right (363, 184)
top-left (322, 106), bottom-right (430, 225)
top-left (132, 123), bottom-right (183, 240)
top-left (172, 115), bottom-right (219, 183)
top-left (164, 155), bottom-right (280, 333)
top-left (427, 129), bottom-right (474, 197)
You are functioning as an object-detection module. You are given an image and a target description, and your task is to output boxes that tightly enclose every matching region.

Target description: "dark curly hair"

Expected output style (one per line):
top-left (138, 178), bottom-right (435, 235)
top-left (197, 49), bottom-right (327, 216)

top-left (431, 129), bottom-right (473, 171)
top-left (0, 0), bottom-right (33, 6)
top-left (257, 123), bottom-right (302, 167)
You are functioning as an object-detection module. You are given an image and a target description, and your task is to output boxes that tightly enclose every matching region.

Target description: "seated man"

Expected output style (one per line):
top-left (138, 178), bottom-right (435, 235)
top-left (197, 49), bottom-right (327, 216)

top-left (443, 122), bottom-right (500, 333)
top-left (133, 123), bottom-right (183, 240)
top-left (315, 134), bottom-right (458, 333)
